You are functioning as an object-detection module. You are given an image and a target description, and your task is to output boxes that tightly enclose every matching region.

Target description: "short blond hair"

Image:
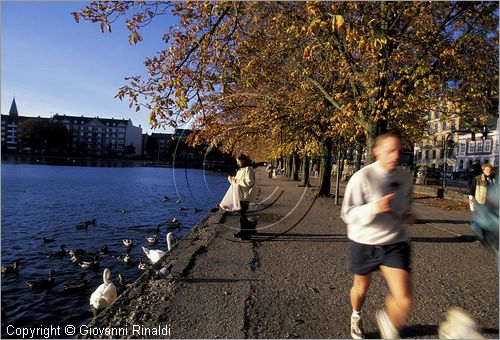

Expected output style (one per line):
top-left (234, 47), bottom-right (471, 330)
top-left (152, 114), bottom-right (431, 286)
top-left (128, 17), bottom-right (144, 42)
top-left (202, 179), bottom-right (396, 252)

top-left (482, 163), bottom-right (494, 171)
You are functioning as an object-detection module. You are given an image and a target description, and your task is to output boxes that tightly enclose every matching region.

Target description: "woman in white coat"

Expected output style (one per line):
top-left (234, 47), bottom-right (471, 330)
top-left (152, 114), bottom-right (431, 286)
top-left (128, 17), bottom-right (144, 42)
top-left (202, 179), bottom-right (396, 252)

top-left (228, 154), bottom-right (256, 240)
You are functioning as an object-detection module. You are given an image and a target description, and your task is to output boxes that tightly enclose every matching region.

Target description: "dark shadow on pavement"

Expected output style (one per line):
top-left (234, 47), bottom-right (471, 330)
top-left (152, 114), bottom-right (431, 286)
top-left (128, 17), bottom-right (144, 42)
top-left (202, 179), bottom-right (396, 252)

top-left (401, 324), bottom-right (438, 337)
top-left (411, 235), bottom-right (477, 243)
top-left (181, 278), bottom-right (262, 284)
top-left (418, 219), bottom-right (470, 225)
top-left (482, 327), bottom-right (500, 336)
top-left (250, 232), bottom-right (349, 243)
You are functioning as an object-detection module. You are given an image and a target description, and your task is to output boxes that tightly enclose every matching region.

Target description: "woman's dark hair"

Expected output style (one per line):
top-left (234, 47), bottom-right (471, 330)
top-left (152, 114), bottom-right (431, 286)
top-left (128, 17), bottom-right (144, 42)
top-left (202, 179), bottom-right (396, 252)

top-left (236, 153), bottom-right (251, 167)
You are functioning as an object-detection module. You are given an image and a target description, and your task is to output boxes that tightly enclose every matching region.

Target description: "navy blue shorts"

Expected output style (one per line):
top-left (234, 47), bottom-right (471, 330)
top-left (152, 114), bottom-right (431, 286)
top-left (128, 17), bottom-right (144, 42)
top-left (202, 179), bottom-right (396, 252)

top-left (349, 241), bottom-right (411, 275)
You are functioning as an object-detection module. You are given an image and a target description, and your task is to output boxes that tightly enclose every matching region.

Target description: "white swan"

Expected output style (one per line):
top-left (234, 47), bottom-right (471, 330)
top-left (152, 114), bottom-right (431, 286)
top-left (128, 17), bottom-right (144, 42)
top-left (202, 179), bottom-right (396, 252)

top-left (89, 268), bottom-right (117, 310)
top-left (142, 232), bottom-right (173, 264)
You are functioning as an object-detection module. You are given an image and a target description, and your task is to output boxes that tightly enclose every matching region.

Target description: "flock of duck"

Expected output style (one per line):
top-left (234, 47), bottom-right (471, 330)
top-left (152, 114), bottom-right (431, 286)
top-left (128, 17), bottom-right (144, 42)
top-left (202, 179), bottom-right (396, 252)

top-left (1, 210), bottom-right (187, 312)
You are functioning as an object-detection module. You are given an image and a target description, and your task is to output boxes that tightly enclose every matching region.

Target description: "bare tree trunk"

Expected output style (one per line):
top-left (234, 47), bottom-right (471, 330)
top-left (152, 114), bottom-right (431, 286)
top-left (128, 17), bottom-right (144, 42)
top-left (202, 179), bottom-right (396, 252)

top-left (318, 137), bottom-right (332, 196)
top-left (301, 154), bottom-right (310, 186)
top-left (355, 143), bottom-right (363, 171)
top-left (292, 152), bottom-right (300, 181)
top-left (365, 120), bottom-right (387, 164)
top-left (334, 149), bottom-right (341, 205)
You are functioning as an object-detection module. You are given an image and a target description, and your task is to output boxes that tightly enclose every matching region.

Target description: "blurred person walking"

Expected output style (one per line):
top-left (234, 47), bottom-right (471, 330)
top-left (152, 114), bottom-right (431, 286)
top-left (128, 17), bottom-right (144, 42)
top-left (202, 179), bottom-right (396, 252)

top-left (341, 132), bottom-right (416, 339)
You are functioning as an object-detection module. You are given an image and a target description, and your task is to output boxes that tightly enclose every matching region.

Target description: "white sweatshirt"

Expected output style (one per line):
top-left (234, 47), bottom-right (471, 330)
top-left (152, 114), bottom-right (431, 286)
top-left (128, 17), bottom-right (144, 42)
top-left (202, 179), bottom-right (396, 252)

top-left (341, 161), bottom-right (413, 245)
top-left (230, 166), bottom-right (256, 202)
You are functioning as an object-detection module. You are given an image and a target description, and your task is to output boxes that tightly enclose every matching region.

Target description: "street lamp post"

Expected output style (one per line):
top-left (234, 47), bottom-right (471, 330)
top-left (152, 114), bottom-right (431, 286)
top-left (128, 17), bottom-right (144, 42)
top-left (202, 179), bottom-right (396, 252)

top-left (440, 132), bottom-right (453, 198)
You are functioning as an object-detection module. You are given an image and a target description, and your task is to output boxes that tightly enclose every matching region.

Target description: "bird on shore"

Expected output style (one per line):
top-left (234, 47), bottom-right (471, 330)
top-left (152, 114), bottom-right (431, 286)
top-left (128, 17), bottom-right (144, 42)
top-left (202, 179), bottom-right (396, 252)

top-left (154, 263), bottom-right (173, 279)
top-left (43, 237), bottom-right (55, 244)
top-left (138, 258), bottom-right (148, 270)
top-left (1, 260), bottom-right (20, 274)
top-left (142, 232), bottom-right (173, 264)
top-left (90, 268), bottom-right (117, 310)
top-left (26, 270), bottom-right (56, 291)
top-left (117, 272), bottom-right (131, 289)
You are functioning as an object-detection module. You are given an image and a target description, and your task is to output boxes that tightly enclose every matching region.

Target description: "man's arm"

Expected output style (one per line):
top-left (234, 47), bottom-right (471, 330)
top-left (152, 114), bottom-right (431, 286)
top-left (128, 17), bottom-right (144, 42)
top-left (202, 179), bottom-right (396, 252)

top-left (341, 175), bottom-right (379, 226)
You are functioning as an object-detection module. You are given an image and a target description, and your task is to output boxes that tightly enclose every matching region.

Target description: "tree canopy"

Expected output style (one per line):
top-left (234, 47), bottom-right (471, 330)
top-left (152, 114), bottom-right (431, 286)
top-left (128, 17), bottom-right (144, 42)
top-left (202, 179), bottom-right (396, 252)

top-left (73, 1), bottom-right (498, 176)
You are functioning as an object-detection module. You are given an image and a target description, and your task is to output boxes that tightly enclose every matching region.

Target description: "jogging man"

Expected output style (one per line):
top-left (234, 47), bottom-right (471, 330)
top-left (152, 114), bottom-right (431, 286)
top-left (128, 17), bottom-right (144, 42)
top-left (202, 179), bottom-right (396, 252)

top-left (341, 132), bottom-right (416, 339)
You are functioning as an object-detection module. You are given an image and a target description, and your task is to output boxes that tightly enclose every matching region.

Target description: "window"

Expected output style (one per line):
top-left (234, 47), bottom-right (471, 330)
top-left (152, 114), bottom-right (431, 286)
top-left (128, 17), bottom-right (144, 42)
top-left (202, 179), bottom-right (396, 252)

top-left (484, 140), bottom-right (491, 153)
top-left (435, 111), bottom-right (440, 119)
top-left (468, 141), bottom-right (475, 154)
top-left (428, 111), bottom-right (432, 120)
top-left (434, 122), bottom-right (439, 132)
top-left (425, 150), bottom-right (429, 160)
top-left (458, 141), bottom-right (466, 156)
top-left (432, 150), bottom-right (436, 159)
top-left (476, 141), bottom-right (483, 153)
top-left (442, 121), bottom-right (447, 131)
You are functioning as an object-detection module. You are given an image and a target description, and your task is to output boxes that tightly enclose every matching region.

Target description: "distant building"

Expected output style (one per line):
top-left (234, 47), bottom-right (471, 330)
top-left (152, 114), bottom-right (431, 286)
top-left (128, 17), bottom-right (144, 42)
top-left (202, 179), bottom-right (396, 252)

top-left (50, 114), bottom-right (142, 157)
top-left (1, 98), bottom-right (36, 152)
top-left (141, 128), bottom-right (206, 163)
top-left (413, 109), bottom-right (461, 172)
top-left (8, 97), bottom-right (18, 116)
top-left (456, 118), bottom-right (499, 171)
top-left (414, 107), bottom-right (498, 172)
top-left (1, 115), bottom-right (47, 153)
top-left (142, 132), bottom-right (174, 161)
top-left (1, 97), bottom-right (143, 157)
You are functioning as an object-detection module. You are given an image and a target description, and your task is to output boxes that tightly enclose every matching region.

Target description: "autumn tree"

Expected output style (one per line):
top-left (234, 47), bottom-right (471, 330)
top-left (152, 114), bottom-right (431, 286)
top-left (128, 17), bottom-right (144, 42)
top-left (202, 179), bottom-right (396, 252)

top-left (73, 1), bottom-right (498, 194)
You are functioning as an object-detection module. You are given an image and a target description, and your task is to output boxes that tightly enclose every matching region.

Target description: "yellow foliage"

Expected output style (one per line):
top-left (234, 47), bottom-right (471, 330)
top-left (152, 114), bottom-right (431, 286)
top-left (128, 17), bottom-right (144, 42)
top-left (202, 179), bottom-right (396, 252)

top-left (331, 14), bottom-right (345, 31)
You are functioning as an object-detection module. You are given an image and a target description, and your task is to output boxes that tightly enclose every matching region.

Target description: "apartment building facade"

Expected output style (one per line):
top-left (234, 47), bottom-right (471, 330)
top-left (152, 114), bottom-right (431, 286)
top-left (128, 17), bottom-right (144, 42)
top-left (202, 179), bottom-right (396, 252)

top-left (456, 118), bottom-right (499, 171)
top-left (50, 114), bottom-right (142, 157)
top-left (414, 109), bottom-right (498, 172)
top-left (1, 98), bottom-right (143, 157)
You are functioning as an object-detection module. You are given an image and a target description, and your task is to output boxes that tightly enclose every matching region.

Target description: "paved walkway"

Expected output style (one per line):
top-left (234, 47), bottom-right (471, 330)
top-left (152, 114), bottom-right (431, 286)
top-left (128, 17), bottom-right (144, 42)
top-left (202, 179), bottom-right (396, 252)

top-left (87, 168), bottom-right (498, 339)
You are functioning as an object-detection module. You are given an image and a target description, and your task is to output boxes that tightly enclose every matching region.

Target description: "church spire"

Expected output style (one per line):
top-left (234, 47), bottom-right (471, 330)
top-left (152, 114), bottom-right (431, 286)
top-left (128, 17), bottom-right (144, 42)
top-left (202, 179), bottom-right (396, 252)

top-left (9, 97), bottom-right (18, 116)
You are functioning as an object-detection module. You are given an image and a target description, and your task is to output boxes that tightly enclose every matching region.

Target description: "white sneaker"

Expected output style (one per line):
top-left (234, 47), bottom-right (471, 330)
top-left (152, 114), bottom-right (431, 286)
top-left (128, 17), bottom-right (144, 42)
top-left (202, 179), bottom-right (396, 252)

top-left (376, 309), bottom-right (400, 339)
top-left (350, 314), bottom-right (365, 339)
top-left (439, 307), bottom-right (484, 339)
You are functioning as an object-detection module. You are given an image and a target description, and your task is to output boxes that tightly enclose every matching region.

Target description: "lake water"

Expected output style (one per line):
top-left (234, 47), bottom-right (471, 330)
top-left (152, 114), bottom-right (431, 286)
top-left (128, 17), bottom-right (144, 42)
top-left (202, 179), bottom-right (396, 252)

top-left (1, 163), bottom-right (229, 337)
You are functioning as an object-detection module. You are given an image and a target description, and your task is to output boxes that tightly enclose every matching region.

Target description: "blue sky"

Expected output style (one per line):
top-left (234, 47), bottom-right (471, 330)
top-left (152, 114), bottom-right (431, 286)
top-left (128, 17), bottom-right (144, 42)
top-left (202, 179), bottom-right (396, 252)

top-left (1, 1), bottom-right (178, 134)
